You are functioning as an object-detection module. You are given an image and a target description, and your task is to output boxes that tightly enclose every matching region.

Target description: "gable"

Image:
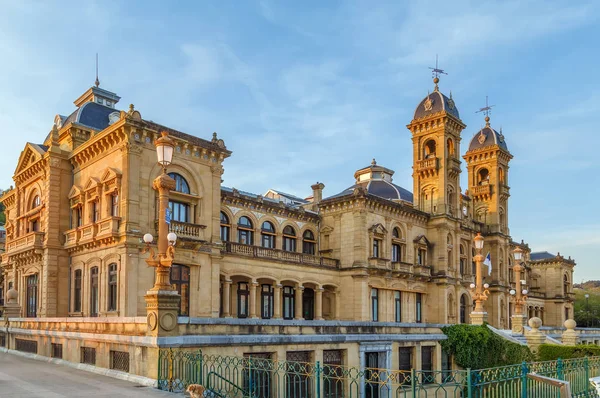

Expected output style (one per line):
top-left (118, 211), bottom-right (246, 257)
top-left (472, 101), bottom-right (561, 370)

top-left (14, 143), bottom-right (46, 176)
top-left (84, 177), bottom-right (100, 191)
top-left (413, 234), bottom-right (431, 247)
top-left (100, 167), bottom-right (122, 183)
top-left (368, 223), bottom-right (387, 236)
top-left (68, 185), bottom-right (82, 199)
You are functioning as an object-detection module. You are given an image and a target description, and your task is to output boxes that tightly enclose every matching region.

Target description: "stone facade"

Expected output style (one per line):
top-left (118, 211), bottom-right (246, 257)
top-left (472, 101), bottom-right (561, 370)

top-left (0, 78), bottom-right (576, 379)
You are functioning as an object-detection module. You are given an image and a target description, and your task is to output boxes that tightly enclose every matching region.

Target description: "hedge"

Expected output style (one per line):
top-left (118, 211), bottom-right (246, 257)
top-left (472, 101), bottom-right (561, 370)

top-left (537, 344), bottom-right (600, 361)
top-left (440, 324), bottom-right (533, 369)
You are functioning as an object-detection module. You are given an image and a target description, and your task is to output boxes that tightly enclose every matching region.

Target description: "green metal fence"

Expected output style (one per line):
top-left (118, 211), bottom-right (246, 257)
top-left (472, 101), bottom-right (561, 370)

top-left (158, 349), bottom-right (600, 397)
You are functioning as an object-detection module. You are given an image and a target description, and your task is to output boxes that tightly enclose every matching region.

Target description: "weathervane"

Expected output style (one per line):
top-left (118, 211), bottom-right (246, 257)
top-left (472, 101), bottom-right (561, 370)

top-left (428, 54), bottom-right (447, 91)
top-left (476, 96), bottom-right (495, 126)
top-left (95, 53), bottom-right (100, 88)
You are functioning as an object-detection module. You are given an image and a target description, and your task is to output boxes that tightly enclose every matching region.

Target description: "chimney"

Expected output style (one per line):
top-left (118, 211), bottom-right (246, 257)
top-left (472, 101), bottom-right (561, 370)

top-left (311, 182), bottom-right (325, 204)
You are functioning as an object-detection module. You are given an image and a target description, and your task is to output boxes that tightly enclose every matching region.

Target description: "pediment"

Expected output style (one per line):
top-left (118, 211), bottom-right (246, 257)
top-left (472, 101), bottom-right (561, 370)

top-left (368, 223), bottom-right (387, 235)
top-left (100, 167), bottom-right (122, 183)
top-left (84, 177), bottom-right (100, 191)
top-left (413, 234), bottom-right (431, 247)
top-left (68, 185), bottom-right (83, 199)
top-left (320, 225), bottom-right (334, 234)
top-left (14, 143), bottom-right (46, 175)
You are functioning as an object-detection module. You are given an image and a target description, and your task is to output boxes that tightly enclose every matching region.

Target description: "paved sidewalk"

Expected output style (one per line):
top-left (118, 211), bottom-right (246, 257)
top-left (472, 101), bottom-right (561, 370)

top-left (0, 352), bottom-right (176, 397)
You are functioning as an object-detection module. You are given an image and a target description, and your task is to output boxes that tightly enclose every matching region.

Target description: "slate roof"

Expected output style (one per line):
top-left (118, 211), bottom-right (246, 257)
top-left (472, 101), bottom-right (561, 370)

top-left (467, 125), bottom-right (509, 152)
top-left (530, 251), bottom-right (556, 261)
top-left (326, 180), bottom-right (413, 203)
top-left (64, 102), bottom-right (118, 131)
top-left (413, 90), bottom-right (460, 120)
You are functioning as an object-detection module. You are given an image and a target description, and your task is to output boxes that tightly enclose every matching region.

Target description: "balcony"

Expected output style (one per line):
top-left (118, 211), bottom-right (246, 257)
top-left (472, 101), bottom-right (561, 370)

top-left (416, 157), bottom-right (438, 176)
top-left (369, 257), bottom-right (389, 269)
top-left (6, 231), bottom-right (44, 255)
top-left (470, 184), bottom-right (492, 198)
top-left (96, 217), bottom-right (120, 239)
top-left (64, 217), bottom-right (121, 250)
top-left (155, 220), bottom-right (205, 241)
top-left (391, 261), bottom-right (413, 274)
top-left (223, 242), bottom-right (339, 269)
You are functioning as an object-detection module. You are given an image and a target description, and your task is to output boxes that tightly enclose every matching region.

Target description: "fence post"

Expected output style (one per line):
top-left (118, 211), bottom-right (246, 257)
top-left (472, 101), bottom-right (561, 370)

top-left (521, 361), bottom-right (528, 398)
top-left (158, 349), bottom-right (162, 390)
top-left (248, 357), bottom-right (253, 397)
top-left (557, 357), bottom-right (564, 380)
top-left (315, 361), bottom-right (321, 398)
top-left (199, 350), bottom-right (204, 387)
top-left (466, 368), bottom-right (472, 398)
top-left (585, 356), bottom-right (590, 396)
top-left (411, 368), bottom-right (417, 397)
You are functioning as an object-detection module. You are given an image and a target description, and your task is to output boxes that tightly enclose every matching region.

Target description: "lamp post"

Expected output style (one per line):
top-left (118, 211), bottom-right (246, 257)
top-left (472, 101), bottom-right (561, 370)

top-left (585, 294), bottom-right (590, 328)
top-left (510, 246), bottom-right (528, 334)
top-left (469, 233), bottom-right (490, 325)
top-left (143, 132), bottom-right (181, 337)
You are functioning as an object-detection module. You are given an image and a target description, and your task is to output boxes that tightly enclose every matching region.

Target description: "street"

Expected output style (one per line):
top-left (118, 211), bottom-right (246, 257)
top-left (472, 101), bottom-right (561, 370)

top-left (0, 352), bottom-right (176, 397)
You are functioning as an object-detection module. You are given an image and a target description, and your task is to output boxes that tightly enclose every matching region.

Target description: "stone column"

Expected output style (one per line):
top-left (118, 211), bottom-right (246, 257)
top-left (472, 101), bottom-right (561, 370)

top-left (295, 286), bottom-right (304, 320)
top-left (512, 314), bottom-right (526, 335)
top-left (274, 284), bottom-right (282, 319)
top-left (249, 281), bottom-right (258, 319)
top-left (315, 287), bottom-right (324, 320)
top-left (222, 280), bottom-right (232, 318)
top-left (562, 319), bottom-right (578, 346)
top-left (525, 317), bottom-right (546, 354)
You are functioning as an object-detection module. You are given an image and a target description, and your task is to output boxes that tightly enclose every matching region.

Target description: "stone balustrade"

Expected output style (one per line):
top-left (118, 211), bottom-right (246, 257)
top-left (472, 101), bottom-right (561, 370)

top-left (223, 242), bottom-right (339, 268)
top-left (6, 231), bottom-right (44, 254)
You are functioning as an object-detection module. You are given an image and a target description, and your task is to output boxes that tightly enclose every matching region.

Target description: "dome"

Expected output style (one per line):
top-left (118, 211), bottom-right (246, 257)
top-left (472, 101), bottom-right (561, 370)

top-left (413, 90), bottom-right (460, 120)
top-left (467, 120), bottom-right (508, 152)
top-left (325, 159), bottom-right (413, 203)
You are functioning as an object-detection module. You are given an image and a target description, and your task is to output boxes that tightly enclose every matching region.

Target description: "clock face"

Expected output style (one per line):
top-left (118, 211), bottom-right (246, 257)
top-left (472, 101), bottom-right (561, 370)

top-left (463, 206), bottom-right (468, 216)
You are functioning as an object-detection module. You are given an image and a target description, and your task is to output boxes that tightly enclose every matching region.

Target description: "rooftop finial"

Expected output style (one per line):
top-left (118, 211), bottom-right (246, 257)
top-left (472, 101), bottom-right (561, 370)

top-left (371, 158), bottom-right (377, 166)
top-left (476, 95), bottom-right (495, 126)
top-left (429, 54), bottom-right (447, 92)
top-left (51, 123), bottom-right (59, 145)
top-left (95, 53), bottom-right (100, 87)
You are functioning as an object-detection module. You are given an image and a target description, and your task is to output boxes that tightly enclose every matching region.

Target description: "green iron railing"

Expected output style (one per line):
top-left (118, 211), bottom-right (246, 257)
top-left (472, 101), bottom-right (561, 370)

top-left (158, 349), bottom-right (600, 397)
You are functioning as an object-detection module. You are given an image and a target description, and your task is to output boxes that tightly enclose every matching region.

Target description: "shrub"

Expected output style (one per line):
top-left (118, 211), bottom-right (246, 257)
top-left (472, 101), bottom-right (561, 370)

top-left (537, 344), bottom-right (600, 361)
top-left (440, 324), bottom-right (533, 369)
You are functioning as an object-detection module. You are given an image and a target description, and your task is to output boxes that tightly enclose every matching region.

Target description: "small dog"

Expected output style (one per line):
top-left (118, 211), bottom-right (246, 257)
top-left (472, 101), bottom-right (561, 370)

top-left (186, 384), bottom-right (206, 398)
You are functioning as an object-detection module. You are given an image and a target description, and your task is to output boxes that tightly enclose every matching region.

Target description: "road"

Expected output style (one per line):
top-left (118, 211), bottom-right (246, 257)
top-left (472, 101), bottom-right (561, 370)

top-left (0, 352), bottom-right (176, 397)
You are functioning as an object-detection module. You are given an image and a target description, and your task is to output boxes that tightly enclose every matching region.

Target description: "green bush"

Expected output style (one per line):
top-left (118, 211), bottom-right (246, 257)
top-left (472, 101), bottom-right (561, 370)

top-left (537, 344), bottom-right (600, 361)
top-left (440, 324), bottom-right (533, 369)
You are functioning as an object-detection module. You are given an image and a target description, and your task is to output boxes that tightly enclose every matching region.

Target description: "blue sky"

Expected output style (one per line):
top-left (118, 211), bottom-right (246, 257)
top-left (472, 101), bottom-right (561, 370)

top-left (1, 1), bottom-right (599, 281)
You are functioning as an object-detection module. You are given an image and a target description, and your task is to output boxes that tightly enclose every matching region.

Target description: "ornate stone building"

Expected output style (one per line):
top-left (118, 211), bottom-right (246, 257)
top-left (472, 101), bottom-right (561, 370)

top-left (0, 77), bottom-right (576, 380)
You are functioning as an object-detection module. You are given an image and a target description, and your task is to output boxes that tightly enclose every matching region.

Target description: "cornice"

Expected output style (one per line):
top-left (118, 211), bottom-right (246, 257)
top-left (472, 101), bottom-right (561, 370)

top-left (221, 190), bottom-right (319, 223)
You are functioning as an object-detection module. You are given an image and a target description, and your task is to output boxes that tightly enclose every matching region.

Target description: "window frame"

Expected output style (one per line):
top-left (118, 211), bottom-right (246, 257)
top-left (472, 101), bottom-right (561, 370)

top-left (371, 288), bottom-right (379, 322)
top-left (261, 284), bottom-right (274, 319)
top-left (170, 264), bottom-right (190, 316)
top-left (416, 293), bottom-right (423, 323)
top-left (74, 269), bottom-right (82, 312)
top-left (283, 286), bottom-right (295, 320)
top-left (261, 221), bottom-right (276, 249)
top-left (302, 230), bottom-right (316, 255)
top-left (108, 263), bottom-right (118, 312)
top-left (395, 291), bottom-right (401, 322)
top-left (168, 173), bottom-right (191, 194)
top-left (237, 282), bottom-right (249, 318)
top-left (26, 274), bottom-right (38, 318)
top-left (90, 267), bottom-right (99, 317)
top-left (220, 211), bottom-right (230, 242)
top-left (282, 225), bottom-right (297, 252)
top-left (237, 216), bottom-right (254, 245)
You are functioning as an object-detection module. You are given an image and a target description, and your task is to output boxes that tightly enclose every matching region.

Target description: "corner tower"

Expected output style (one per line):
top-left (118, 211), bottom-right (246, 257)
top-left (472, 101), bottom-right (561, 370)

top-left (407, 77), bottom-right (466, 216)
top-left (463, 115), bottom-right (512, 234)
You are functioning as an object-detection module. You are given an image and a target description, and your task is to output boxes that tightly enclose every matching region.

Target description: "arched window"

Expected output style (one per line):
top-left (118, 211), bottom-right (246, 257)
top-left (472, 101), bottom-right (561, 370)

top-left (563, 274), bottom-right (569, 296)
top-left (459, 244), bottom-right (466, 276)
top-left (478, 168), bottom-right (490, 185)
top-left (168, 173), bottom-right (190, 194)
top-left (220, 212), bottom-right (230, 242)
top-left (447, 138), bottom-right (454, 156)
top-left (108, 263), bottom-right (118, 312)
top-left (170, 264), bottom-right (190, 316)
top-left (283, 226), bottom-right (296, 252)
top-left (460, 295), bottom-right (468, 324)
top-left (447, 234), bottom-right (453, 269)
top-left (391, 227), bottom-right (404, 262)
top-left (302, 230), bottom-right (316, 255)
top-left (31, 195), bottom-right (41, 209)
top-left (261, 284), bottom-right (274, 319)
top-left (261, 221), bottom-right (276, 249)
top-left (238, 216), bottom-right (254, 245)
top-left (90, 267), bottom-right (99, 317)
top-left (73, 269), bottom-right (82, 312)
top-left (424, 140), bottom-right (437, 159)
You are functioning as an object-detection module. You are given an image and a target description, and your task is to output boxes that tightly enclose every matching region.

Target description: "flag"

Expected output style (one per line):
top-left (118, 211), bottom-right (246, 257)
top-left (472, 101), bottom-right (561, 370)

top-left (483, 252), bottom-right (492, 275)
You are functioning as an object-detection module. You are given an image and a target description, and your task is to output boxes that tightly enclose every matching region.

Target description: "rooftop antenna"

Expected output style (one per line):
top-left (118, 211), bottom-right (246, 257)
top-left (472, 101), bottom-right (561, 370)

top-left (476, 95), bottom-right (495, 126)
top-left (428, 54), bottom-right (447, 91)
top-left (95, 53), bottom-right (100, 87)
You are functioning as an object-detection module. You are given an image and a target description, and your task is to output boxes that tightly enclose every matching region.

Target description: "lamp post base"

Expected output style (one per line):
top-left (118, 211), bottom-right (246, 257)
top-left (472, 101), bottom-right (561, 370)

top-left (470, 311), bottom-right (488, 325)
top-left (511, 314), bottom-right (526, 335)
top-left (145, 289), bottom-right (181, 337)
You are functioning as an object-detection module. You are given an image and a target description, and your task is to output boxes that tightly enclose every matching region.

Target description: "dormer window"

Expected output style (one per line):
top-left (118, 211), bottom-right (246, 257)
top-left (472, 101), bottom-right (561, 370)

top-left (106, 100), bottom-right (112, 107)
top-left (96, 98), bottom-right (103, 104)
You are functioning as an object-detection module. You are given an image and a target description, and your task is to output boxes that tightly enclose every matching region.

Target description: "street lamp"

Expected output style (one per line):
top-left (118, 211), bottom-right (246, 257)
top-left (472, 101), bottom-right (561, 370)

top-left (144, 132), bottom-right (178, 291)
top-left (470, 233), bottom-right (490, 324)
top-left (510, 246), bottom-right (529, 334)
top-left (585, 294), bottom-right (591, 328)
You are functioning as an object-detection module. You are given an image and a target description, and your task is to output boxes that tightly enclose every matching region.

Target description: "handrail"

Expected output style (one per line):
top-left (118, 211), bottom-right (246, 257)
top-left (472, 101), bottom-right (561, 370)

top-left (205, 371), bottom-right (245, 397)
top-left (527, 373), bottom-right (572, 397)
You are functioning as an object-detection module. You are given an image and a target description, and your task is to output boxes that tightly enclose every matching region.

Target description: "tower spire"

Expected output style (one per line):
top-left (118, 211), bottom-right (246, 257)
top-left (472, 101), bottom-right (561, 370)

top-left (476, 95), bottom-right (495, 127)
top-left (95, 53), bottom-right (100, 87)
top-left (429, 54), bottom-right (447, 91)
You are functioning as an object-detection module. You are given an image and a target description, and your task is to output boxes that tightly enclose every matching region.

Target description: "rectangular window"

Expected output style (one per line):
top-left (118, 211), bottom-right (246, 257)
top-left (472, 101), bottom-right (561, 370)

top-left (286, 351), bottom-right (312, 398)
top-left (392, 243), bottom-right (401, 262)
top-left (395, 291), bottom-right (401, 322)
top-left (111, 194), bottom-right (119, 217)
top-left (51, 343), bottom-right (63, 359)
top-left (261, 284), bottom-right (274, 319)
top-left (323, 350), bottom-right (344, 398)
top-left (170, 265), bottom-right (190, 316)
top-left (81, 347), bottom-right (96, 365)
top-left (421, 346), bottom-right (434, 384)
top-left (238, 282), bottom-right (249, 318)
top-left (373, 239), bottom-right (380, 258)
top-left (74, 270), bottom-right (82, 312)
top-left (416, 293), bottom-right (423, 323)
top-left (283, 286), bottom-right (295, 320)
top-left (110, 350), bottom-right (130, 372)
top-left (399, 347), bottom-right (413, 384)
top-left (26, 274), bottom-right (38, 317)
top-left (93, 201), bottom-right (99, 222)
top-left (108, 263), bottom-right (118, 311)
top-left (442, 349), bottom-right (452, 382)
top-left (90, 267), bottom-right (99, 317)
top-left (243, 353), bottom-right (273, 398)
top-left (77, 207), bottom-right (82, 227)
top-left (371, 288), bottom-right (379, 322)
top-left (169, 201), bottom-right (190, 223)
top-left (417, 248), bottom-right (426, 265)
